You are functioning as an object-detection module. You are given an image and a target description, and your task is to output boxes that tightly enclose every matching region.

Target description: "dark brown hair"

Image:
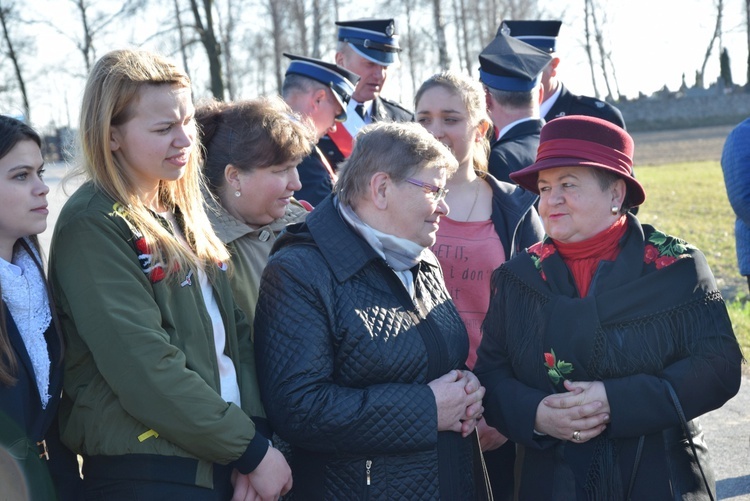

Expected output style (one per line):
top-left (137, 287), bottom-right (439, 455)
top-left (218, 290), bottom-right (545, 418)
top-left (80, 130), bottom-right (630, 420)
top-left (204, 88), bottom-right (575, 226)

top-left (0, 115), bottom-right (63, 386)
top-left (196, 96), bottom-right (315, 194)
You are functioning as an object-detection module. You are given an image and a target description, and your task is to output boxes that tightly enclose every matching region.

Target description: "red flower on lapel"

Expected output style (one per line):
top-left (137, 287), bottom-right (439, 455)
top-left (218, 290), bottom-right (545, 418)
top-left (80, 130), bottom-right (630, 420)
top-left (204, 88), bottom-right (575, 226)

top-left (543, 349), bottom-right (574, 384)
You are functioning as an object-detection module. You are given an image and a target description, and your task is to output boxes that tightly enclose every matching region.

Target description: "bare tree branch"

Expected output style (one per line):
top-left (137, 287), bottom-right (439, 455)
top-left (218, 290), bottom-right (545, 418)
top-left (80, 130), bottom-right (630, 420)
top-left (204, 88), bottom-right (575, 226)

top-left (583, 0), bottom-right (600, 98)
top-left (0, 0), bottom-right (30, 120)
top-left (697, 0), bottom-right (723, 88)
top-left (188, 0), bottom-right (225, 99)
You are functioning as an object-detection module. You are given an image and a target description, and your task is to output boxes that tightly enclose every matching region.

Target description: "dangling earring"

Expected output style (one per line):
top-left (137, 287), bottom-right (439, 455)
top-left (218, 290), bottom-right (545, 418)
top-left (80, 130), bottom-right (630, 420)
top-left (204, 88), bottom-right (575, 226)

top-left (235, 190), bottom-right (241, 198)
top-left (611, 205), bottom-right (619, 215)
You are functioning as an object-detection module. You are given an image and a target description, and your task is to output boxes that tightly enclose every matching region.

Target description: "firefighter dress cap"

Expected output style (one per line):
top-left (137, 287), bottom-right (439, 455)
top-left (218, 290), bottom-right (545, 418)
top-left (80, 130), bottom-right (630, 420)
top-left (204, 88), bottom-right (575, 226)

top-left (498, 20), bottom-right (562, 53)
top-left (479, 33), bottom-right (552, 92)
top-left (336, 18), bottom-right (401, 66)
top-left (284, 53), bottom-right (360, 121)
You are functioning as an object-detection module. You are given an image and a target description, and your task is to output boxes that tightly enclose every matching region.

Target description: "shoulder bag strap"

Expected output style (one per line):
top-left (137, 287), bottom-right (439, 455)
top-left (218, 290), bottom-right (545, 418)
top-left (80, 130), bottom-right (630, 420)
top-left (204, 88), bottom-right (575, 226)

top-left (664, 380), bottom-right (715, 501)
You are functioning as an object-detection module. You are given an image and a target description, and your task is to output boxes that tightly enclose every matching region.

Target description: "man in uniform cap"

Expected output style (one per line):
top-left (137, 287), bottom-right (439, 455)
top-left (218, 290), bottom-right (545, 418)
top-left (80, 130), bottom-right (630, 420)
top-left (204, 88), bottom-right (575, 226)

top-left (282, 53), bottom-right (360, 206)
top-left (317, 18), bottom-right (414, 168)
top-left (480, 32), bottom-right (551, 184)
top-left (500, 20), bottom-right (626, 128)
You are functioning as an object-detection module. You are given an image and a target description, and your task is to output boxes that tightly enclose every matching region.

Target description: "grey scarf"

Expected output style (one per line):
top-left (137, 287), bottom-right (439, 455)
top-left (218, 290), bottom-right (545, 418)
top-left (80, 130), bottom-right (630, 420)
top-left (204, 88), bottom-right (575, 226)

top-left (338, 200), bottom-right (428, 297)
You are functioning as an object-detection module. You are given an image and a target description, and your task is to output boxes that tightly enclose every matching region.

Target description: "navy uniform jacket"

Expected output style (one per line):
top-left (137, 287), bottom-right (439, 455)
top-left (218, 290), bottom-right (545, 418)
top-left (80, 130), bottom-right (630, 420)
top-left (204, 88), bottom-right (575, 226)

top-left (545, 83), bottom-right (626, 129)
top-left (488, 118), bottom-right (544, 184)
top-left (294, 147), bottom-right (334, 208)
top-left (318, 96), bottom-right (414, 168)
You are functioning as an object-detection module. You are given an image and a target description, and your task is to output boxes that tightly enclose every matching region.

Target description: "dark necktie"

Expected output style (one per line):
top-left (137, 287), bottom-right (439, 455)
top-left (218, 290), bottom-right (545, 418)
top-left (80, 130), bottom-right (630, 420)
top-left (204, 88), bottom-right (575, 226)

top-left (355, 104), bottom-right (366, 120)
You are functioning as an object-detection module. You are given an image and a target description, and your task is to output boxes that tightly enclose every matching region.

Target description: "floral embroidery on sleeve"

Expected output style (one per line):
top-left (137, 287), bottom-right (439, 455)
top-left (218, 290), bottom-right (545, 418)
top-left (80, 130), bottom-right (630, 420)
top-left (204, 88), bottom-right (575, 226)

top-left (528, 241), bottom-right (556, 281)
top-left (110, 202), bottom-right (170, 283)
top-left (544, 349), bottom-right (574, 384)
top-left (643, 230), bottom-right (695, 270)
top-left (134, 236), bottom-right (169, 283)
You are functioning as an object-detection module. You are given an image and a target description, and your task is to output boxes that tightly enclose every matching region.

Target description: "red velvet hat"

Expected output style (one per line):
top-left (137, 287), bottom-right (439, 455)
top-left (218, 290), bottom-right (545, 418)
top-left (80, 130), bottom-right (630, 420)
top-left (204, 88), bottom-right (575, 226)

top-left (510, 115), bottom-right (646, 206)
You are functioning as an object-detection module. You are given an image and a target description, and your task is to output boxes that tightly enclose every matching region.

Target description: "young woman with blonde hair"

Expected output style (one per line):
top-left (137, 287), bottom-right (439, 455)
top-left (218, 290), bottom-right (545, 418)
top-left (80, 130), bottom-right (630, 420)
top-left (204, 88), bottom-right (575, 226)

top-left (49, 49), bottom-right (291, 500)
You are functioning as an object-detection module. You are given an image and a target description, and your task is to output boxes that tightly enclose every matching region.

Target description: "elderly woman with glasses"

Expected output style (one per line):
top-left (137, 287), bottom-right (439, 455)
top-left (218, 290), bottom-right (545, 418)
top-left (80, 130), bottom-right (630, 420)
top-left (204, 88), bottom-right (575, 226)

top-left (475, 115), bottom-right (742, 500)
top-left (254, 121), bottom-right (487, 500)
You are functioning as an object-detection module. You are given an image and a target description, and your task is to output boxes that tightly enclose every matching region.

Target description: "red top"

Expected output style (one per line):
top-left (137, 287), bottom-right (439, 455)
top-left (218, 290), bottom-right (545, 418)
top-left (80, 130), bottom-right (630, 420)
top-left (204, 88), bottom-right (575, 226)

top-left (432, 217), bottom-right (504, 369)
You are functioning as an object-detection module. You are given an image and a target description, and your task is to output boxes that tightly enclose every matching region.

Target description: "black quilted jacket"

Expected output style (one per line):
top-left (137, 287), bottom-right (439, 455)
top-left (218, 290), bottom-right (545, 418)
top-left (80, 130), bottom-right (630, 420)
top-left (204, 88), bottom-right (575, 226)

top-left (254, 195), bottom-right (478, 500)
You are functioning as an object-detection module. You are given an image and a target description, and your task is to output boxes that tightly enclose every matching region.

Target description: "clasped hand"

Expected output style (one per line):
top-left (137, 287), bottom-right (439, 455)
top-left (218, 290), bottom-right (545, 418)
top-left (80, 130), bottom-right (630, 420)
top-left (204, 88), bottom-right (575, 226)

top-left (429, 369), bottom-right (485, 437)
top-left (231, 446), bottom-right (292, 501)
top-left (535, 380), bottom-right (611, 443)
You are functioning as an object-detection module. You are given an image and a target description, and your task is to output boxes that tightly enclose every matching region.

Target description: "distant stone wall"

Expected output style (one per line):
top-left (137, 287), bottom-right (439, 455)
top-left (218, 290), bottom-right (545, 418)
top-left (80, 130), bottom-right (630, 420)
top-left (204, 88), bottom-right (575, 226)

top-left (615, 87), bottom-right (750, 132)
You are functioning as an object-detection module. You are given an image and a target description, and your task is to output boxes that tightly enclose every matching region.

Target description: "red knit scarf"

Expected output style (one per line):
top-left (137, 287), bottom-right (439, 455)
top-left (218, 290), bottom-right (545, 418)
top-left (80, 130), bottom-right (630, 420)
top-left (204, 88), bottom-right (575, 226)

top-left (553, 216), bottom-right (627, 297)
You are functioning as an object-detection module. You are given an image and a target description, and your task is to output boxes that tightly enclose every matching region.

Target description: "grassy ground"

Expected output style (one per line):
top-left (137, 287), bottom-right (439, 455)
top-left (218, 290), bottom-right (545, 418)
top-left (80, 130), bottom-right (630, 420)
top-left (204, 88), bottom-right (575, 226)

top-left (635, 161), bottom-right (750, 354)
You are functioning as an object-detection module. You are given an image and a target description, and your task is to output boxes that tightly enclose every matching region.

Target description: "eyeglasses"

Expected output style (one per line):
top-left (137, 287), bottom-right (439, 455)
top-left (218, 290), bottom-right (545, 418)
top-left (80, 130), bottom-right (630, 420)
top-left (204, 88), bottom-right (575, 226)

top-left (404, 178), bottom-right (449, 202)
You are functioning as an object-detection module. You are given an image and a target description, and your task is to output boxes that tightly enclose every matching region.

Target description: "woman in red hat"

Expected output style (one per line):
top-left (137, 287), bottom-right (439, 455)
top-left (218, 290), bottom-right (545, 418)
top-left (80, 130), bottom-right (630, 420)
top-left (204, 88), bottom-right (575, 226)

top-left (475, 115), bottom-right (742, 500)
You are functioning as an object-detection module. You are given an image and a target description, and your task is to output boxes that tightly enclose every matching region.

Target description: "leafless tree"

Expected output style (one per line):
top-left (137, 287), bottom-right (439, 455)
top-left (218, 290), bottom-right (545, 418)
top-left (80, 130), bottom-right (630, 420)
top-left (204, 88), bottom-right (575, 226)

top-left (66, 0), bottom-right (147, 73)
top-left (583, 0), bottom-right (600, 97)
top-left (402, 0), bottom-right (419, 97)
top-left (0, 1), bottom-right (31, 120)
top-left (188, 0), bottom-right (225, 99)
top-left (451, 0), bottom-right (468, 72)
top-left (589, 2), bottom-right (616, 100)
top-left (217, 0), bottom-right (241, 100)
top-left (289, 0), bottom-right (309, 56)
top-left (172, 0), bottom-right (192, 75)
top-left (504, 0), bottom-right (538, 19)
top-left (311, 0), bottom-right (323, 58)
top-left (267, 0), bottom-right (286, 94)
top-left (431, 0), bottom-right (450, 70)
top-left (696, 0), bottom-right (724, 88)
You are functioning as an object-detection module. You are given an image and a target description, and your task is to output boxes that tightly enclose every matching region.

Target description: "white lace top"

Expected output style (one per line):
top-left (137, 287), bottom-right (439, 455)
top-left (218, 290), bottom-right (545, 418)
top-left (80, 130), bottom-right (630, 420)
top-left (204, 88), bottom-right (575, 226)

top-left (0, 242), bottom-right (52, 408)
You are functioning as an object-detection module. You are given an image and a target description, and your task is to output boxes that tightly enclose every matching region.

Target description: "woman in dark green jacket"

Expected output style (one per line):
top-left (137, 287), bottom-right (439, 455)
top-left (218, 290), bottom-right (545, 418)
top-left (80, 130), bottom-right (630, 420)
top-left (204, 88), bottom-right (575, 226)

top-left (48, 49), bottom-right (291, 500)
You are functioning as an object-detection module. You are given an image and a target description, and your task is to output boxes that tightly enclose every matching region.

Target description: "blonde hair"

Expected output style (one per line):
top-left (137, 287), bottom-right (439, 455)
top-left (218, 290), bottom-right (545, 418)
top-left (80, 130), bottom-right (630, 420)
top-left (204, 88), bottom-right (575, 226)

top-left (76, 49), bottom-right (229, 278)
top-left (414, 70), bottom-right (491, 173)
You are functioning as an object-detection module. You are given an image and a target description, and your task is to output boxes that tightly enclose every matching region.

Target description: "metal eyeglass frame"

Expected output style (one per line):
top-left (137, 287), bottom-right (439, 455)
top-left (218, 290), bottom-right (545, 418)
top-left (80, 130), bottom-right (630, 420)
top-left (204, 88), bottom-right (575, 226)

top-left (404, 178), bottom-right (449, 202)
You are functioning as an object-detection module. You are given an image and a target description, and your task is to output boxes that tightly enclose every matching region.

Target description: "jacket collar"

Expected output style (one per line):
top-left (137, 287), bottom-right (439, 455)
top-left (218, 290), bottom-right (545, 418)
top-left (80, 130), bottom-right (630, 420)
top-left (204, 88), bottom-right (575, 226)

top-left (208, 196), bottom-right (308, 244)
top-left (5, 306), bottom-right (63, 423)
top-left (491, 118), bottom-right (544, 146)
top-left (304, 195), bottom-right (440, 282)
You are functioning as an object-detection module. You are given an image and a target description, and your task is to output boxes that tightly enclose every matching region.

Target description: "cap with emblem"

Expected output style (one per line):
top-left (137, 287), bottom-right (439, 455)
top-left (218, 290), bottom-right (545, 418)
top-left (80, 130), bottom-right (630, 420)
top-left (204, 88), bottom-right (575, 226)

top-left (498, 20), bottom-right (562, 53)
top-left (336, 18), bottom-right (401, 66)
top-left (478, 33), bottom-right (552, 92)
top-left (283, 53), bottom-right (360, 122)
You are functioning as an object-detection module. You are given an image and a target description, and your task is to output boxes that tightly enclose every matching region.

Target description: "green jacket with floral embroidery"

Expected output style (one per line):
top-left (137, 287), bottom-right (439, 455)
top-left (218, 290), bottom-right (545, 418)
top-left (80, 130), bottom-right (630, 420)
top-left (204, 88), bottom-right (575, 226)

top-left (48, 182), bottom-right (269, 488)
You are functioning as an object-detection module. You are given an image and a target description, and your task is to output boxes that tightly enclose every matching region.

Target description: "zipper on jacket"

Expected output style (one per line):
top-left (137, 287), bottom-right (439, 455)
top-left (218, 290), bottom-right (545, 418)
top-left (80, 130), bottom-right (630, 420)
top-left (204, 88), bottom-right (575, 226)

top-left (365, 459), bottom-right (372, 485)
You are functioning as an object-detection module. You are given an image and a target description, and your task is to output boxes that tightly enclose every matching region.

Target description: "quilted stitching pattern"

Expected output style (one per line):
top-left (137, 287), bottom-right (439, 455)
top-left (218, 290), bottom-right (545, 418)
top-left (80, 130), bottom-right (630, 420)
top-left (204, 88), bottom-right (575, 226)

top-left (255, 198), bottom-right (476, 499)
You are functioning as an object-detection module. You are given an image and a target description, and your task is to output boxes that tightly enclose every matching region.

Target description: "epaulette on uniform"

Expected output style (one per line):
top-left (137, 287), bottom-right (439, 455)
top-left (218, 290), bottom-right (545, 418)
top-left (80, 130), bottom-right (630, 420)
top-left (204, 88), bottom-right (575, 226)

top-left (379, 96), bottom-right (414, 120)
top-left (574, 94), bottom-right (614, 110)
top-left (380, 96), bottom-right (412, 113)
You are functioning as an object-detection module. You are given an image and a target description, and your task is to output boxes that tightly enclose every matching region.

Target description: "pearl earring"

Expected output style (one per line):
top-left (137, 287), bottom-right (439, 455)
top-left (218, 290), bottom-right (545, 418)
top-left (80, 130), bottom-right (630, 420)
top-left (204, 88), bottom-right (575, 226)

top-left (611, 205), bottom-right (619, 215)
top-left (235, 190), bottom-right (241, 198)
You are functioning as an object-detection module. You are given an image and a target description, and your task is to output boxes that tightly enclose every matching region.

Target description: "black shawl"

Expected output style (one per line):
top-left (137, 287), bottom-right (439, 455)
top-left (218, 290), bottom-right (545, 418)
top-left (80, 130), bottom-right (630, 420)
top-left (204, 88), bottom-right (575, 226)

top-left (477, 214), bottom-right (742, 500)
